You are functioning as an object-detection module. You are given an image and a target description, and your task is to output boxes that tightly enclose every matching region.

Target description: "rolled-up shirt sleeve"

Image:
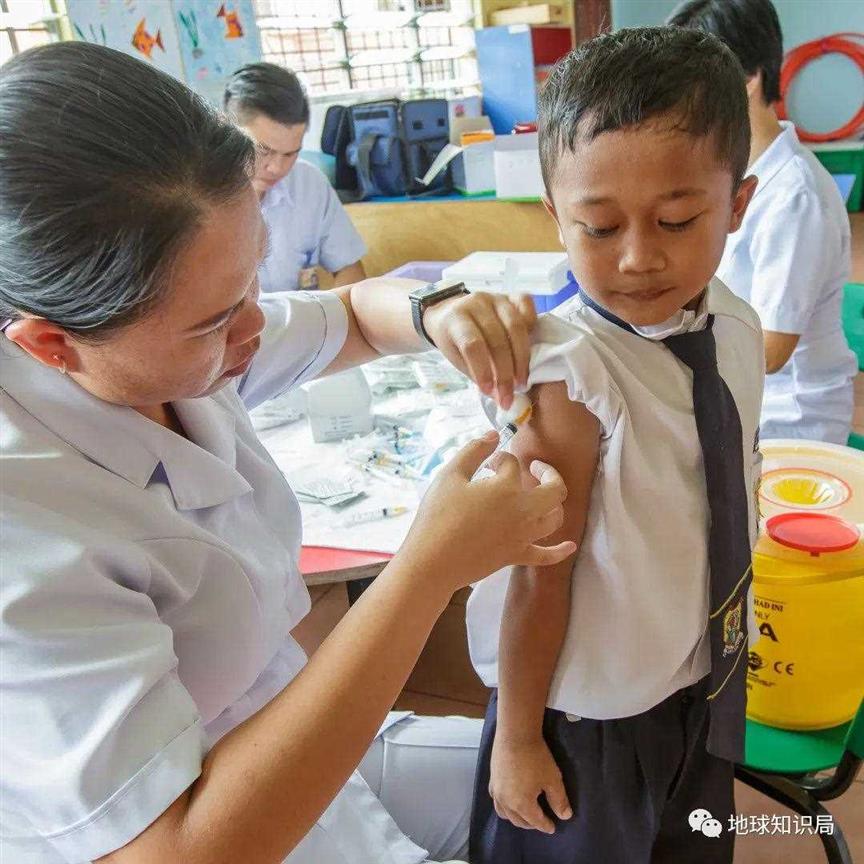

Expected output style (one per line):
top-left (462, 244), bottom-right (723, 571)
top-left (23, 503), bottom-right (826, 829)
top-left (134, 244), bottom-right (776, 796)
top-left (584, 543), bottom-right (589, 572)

top-left (238, 290), bottom-right (349, 411)
top-left (747, 189), bottom-right (829, 335)
top-left (0, 501), bottom-right (207, 862)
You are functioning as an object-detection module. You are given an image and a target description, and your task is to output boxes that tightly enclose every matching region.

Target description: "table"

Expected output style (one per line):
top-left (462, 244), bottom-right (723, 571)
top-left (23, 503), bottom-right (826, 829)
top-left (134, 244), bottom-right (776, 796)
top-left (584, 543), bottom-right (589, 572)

top-left (253, 361), bottom-right (491, 589)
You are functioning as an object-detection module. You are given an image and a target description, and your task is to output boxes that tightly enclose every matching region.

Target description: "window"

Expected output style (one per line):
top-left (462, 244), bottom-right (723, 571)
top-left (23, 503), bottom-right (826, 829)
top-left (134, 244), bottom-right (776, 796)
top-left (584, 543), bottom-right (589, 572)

top-left (0, 0), bottom-right (61, 65)
top-left (253, 0), bottom-right (479, 98)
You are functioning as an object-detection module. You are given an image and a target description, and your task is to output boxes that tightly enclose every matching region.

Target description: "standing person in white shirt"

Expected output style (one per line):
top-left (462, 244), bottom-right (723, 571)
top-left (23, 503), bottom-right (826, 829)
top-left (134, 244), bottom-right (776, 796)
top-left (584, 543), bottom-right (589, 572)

top-left (467, 28), bottom-right (764, 864)
top-left (669, 0), bottom-right (857, 445)
top-left (224, 63), bottom-right (367, 292)
top-left (0, 43), bottom-right (576, 864)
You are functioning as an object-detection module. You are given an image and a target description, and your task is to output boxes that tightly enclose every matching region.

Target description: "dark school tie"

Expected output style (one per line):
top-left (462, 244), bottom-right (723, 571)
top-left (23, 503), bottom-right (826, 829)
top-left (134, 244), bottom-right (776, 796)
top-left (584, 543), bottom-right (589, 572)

top-left (578, 290), bottom-right (751, 762)
top-left (664, 320), bottom-right (751, 762)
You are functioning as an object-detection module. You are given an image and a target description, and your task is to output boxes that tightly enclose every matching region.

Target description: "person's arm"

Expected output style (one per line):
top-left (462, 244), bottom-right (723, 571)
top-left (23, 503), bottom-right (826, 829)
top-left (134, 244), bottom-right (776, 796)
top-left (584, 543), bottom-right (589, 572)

top-left (744, 189), bottom-right (837, 375)
top-left (332, 260), bottom-right (366, 288)
top-left (764, 330), bottom-right (800, 374)
top-left (325, 278), bottom-right (537, 410)
top-left (489, 381), bottom-right (601, 834)
top-left (96, 436), bottom-right (577, 864)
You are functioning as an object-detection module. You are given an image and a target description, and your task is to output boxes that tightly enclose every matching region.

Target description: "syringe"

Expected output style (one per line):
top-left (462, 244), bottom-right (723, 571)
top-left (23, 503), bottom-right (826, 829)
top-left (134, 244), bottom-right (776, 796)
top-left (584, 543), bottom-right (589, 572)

top-left (473, 394), bottom-right (533, 479)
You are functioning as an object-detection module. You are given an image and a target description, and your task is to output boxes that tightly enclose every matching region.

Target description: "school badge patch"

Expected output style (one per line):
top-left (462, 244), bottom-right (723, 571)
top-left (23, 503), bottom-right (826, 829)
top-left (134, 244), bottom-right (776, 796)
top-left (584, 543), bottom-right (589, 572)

top-left (723, 599), bottom-right (745, 656)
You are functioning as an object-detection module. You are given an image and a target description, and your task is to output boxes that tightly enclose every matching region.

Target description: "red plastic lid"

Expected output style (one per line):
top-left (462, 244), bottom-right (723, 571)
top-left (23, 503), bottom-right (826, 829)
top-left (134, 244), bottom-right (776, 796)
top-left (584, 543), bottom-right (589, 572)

top-left (766, 512), bottom-right (860, 554)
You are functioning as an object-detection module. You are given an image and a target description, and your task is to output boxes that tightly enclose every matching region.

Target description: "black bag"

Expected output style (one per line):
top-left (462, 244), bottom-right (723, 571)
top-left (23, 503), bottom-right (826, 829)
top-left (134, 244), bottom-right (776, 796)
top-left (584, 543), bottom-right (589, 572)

top-left (321, 97), bottom-right (453, 201)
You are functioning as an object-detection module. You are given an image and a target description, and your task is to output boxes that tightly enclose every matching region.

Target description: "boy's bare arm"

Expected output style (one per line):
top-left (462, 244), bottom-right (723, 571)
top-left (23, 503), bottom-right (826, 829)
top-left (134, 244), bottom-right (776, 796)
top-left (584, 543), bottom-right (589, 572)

top-left (491, 381), bottom-right (600, 833)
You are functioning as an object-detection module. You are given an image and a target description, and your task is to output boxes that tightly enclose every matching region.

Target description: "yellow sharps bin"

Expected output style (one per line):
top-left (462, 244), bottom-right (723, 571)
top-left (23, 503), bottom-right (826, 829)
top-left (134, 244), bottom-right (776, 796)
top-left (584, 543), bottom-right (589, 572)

top-left (749, 440), bottom-right (864, 730)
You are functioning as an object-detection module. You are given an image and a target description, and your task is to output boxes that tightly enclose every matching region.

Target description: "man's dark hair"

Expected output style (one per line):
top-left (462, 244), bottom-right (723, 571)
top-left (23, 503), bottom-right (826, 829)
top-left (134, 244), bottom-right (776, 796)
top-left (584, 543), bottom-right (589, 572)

top-left (224, 62), bottom-right (310, 126)
top-left (667, 0), bottom-right (783, 105)
top-left (538, 26), bottom-right (750, 192)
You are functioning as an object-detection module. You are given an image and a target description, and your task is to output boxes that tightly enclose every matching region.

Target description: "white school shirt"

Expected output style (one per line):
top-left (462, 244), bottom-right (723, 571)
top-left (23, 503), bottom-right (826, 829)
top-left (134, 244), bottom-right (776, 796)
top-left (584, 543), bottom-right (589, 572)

top-left (466, 278), bottom-right (764, 720)
top-left (0, 292), bottom-right (427, 864)
top-left (718, 121), bottom-right (856, 445)
top-left (259, 160), bottom-right (367, 293)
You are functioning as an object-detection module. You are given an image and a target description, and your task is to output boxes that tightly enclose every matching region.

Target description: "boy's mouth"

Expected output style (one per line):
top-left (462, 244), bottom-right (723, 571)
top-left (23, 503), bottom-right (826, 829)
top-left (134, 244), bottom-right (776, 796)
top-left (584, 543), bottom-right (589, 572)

top-left (620, 286), bottom-right (674, 303)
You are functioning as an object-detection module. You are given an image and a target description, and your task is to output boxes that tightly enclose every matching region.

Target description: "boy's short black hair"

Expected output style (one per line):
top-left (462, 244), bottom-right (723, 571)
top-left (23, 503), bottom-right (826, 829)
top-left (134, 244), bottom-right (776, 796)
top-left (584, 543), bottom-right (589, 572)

top-left (224, 62), bottom-right (310, 126)
top-left (538, 26), bottom-right (750, 193)
top-left (667, 0), bottom-right (783, 106)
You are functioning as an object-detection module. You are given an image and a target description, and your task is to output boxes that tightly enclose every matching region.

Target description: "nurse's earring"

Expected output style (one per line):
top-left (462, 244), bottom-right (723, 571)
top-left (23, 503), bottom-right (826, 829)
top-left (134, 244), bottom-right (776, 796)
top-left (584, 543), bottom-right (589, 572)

top-left (51, 354), bottom-right (67, 375)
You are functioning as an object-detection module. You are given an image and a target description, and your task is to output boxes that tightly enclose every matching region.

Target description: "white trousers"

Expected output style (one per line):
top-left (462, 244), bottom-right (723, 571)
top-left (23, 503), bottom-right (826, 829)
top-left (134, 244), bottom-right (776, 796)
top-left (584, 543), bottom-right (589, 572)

top-left (285, 713), bottom-right (482, 864)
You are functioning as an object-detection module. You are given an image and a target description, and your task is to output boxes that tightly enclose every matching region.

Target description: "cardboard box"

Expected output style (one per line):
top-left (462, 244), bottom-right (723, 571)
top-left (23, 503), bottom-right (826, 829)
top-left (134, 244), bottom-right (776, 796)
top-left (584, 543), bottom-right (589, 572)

top-left (450, 116), bottom-right (496, 195)
top-left (490, 3), bottom-right (566, 26)
top-left (493, 131), bottom-right (544, 199)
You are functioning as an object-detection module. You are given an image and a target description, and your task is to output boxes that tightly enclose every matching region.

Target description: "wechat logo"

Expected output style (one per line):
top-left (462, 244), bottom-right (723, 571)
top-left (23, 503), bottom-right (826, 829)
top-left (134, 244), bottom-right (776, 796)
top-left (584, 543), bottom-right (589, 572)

top-left (689, 808), bottom-right (723, 838)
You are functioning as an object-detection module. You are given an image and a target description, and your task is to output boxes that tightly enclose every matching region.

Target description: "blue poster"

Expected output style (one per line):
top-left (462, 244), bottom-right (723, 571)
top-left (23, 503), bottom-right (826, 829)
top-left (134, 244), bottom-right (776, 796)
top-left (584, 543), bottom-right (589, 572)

top-left (175, 0), bottom-right (262, 104)
top-left (66, 0), bottom-right (186, 82)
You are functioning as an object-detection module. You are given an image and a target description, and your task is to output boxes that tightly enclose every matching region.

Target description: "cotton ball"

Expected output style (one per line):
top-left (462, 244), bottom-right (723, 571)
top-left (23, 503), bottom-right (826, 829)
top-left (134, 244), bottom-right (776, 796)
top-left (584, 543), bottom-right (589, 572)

top-left (495, 393), bottom-right (533, 428)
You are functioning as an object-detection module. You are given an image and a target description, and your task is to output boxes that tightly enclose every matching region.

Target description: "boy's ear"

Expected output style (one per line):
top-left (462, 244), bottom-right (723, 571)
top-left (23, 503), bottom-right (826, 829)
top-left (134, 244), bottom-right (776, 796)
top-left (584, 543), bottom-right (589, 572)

top-left (542, 193), bottom-right (567, 249)
top-left (729, 175), bottom-right (758, 233)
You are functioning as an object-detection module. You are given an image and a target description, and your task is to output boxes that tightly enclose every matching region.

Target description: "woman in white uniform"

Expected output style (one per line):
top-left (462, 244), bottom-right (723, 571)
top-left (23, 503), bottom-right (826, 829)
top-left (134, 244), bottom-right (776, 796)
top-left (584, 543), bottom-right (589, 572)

top-left (0, 44), bottom-right (576, 864)
top-left (224, 63), bottom-right (367, 292)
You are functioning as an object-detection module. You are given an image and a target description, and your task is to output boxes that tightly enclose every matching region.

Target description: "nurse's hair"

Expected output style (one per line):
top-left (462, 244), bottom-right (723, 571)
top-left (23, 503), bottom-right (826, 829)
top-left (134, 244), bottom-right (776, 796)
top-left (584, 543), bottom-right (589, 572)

top-left (538, 27), bottom-right (750, 194)
top-left (224, 63), bottom-right (310, 127)
top-left (0, 42), bottom-right (253, 338)
top-left (667, 0), bottom-right (783, 106)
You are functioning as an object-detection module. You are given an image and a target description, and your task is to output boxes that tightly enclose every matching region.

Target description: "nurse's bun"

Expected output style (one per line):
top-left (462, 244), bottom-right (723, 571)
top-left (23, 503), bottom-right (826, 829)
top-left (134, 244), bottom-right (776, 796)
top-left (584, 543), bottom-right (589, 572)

top-left (0, 42), bottom-right (253, 338)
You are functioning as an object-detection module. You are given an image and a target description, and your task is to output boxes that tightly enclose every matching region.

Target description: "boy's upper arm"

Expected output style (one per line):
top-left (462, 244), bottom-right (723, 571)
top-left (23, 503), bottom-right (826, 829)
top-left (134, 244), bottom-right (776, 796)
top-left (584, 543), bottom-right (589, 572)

top-left (510, 380), bottom-right (601, 551)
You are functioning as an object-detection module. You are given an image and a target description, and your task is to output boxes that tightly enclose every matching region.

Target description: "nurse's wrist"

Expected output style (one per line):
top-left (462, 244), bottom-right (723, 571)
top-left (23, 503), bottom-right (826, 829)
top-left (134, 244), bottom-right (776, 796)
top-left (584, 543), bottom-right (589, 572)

top-left (384, 546), bottom-right (461, 613)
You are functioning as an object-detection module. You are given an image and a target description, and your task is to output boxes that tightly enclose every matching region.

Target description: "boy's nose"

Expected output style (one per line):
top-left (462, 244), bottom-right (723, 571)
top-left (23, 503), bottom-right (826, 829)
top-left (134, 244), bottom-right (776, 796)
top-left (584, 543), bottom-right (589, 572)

top-left (618, 234), bottom-right (666, 274)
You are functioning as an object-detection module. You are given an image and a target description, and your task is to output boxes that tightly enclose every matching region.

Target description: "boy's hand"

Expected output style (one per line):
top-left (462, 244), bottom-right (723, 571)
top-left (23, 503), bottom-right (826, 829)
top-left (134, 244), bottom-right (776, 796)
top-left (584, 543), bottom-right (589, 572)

top-left (489, 736), bottom-right (573, 834)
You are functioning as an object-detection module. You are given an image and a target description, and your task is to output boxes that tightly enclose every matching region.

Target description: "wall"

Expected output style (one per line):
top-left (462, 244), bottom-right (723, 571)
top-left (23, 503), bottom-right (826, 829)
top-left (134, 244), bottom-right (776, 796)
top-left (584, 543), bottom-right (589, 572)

top-left (611, 0), bottom-right (864, 138)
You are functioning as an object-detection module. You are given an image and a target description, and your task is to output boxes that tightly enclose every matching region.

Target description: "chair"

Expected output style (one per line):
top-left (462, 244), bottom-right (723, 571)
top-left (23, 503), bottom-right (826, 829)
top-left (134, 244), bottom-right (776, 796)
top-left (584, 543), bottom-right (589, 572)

top-left (842, 282), bottom-right (864, 371)
top-left (735, 699), bottom-right (863, 863)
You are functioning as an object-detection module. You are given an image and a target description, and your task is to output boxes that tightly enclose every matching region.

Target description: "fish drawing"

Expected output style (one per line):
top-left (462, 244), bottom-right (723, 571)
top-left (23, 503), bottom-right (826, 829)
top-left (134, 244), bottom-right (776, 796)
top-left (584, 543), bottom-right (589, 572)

top-left (131, 18), bottom-right (164, 59)
top-left (216, 4), bottom-right (244, 39)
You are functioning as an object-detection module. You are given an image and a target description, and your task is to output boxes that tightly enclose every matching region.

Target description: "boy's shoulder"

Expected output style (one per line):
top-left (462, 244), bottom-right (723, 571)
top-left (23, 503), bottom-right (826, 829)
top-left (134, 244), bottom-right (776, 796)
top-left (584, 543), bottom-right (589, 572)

top-left (708, 276), bottom-right (763, 339)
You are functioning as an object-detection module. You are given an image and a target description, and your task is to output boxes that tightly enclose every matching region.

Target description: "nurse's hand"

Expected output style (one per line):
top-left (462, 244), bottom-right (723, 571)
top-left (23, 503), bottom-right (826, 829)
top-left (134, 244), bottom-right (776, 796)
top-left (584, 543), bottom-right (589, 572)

top-left (400, 432), bottom-right (576, 594)
top-left (423, 292), bottom-right (537, 411)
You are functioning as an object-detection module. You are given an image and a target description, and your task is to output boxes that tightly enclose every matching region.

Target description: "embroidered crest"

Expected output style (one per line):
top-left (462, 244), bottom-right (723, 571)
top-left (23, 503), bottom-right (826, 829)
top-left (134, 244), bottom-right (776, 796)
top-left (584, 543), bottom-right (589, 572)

top-left (723, 599), bottom-right (745, 656)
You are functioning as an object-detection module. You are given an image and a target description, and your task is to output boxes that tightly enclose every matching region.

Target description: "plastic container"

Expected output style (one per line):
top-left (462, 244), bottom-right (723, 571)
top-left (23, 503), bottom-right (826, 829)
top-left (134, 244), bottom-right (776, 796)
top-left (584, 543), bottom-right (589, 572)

top-left (809, 141), bottom-right (864, 212)
top-left (305, 369), bottom-right (373, 443)
top-left (748, 439), bottom-right (864, 730)
top-left (441, 252), bottom-right (577, 312)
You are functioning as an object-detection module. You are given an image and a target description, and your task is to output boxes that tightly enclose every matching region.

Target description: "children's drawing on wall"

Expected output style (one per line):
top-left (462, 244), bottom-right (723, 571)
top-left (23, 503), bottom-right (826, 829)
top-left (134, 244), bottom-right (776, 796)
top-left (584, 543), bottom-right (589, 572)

top-left (217, 3), bottom-right (244, 39)
top-left (67, 0), bottom-right (261, 106)
top-left (178, 9), bottom-right (203, 58)
top-left (131, 18), bottom-right (165, 60)
top-left (67, 0), bottom-right (186, 81)
top-left (72, 23), bottom-right (108, 45)
top-left (176, 0), bottom-right (261, 104)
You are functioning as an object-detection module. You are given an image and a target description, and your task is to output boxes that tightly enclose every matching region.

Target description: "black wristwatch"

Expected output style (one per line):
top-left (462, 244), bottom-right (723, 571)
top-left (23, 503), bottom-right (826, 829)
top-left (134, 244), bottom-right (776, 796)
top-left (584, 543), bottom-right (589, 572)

top-left (409, 281), bottom-right (470, 348)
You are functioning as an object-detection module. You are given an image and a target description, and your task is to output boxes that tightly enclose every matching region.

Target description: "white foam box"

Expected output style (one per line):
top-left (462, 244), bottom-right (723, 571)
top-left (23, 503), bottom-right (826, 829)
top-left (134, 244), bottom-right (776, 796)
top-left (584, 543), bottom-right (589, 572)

top-left (441, 251), bottom-right (576, 312)
top-left (493, 132), bottom-right (544, 199)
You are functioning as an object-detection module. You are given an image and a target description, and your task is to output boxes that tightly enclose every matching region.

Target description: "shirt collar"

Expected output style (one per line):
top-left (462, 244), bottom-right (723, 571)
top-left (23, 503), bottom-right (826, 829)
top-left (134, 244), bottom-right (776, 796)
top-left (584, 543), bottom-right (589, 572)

top-left (260, 173), bottom-right (294, 210)
top-left (0, 337), bottom-right (252, 511)
top-left (749, 120), bottom-right (800, 199)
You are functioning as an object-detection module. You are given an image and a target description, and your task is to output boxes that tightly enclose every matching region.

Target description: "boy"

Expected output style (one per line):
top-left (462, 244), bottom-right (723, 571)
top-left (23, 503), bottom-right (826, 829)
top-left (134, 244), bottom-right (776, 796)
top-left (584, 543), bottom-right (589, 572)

top-left (669, 0), bottom-right (855, 444)
top-left (467, 27), bottom-right (764, 864)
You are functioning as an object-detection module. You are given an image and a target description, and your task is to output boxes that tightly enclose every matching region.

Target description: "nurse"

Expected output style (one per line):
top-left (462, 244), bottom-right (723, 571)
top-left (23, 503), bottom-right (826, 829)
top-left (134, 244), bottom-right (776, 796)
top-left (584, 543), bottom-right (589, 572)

top-left (669, 0), bottom-right (857, 444)
top-left (224, 62), bottom-right (367, 292)
top-left (0, 44), bottom-right (575, 864)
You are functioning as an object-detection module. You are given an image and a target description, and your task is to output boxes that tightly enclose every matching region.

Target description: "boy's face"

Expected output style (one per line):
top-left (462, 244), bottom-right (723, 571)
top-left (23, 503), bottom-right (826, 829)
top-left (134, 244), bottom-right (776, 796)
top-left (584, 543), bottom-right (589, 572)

top-left (544, 122), bottom-right (756, 326)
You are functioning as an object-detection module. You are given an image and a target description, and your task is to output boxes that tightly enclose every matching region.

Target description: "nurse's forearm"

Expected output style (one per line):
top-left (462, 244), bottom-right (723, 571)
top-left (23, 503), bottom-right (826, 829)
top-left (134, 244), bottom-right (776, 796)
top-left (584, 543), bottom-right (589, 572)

top-left (98, 555), bottom-right (452, 864)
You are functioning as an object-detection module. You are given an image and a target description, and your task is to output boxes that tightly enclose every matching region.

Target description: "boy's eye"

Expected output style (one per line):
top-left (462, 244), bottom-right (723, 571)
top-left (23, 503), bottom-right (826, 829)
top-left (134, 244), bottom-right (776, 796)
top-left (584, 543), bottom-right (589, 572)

top-left (205, 318), bottom-right (232, 337)
top-left (581, 224), bottom-right (618, 239)
top-left (659, 214), bottom-right (700, 232)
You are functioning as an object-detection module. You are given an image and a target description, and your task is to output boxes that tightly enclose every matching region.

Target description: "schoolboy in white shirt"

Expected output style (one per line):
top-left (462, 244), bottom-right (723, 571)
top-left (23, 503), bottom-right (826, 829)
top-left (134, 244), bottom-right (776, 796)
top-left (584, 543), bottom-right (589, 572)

top-left (467, 27), bottom-right (765, 864)
top-left (669, 0), bottom-right (856, 445)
